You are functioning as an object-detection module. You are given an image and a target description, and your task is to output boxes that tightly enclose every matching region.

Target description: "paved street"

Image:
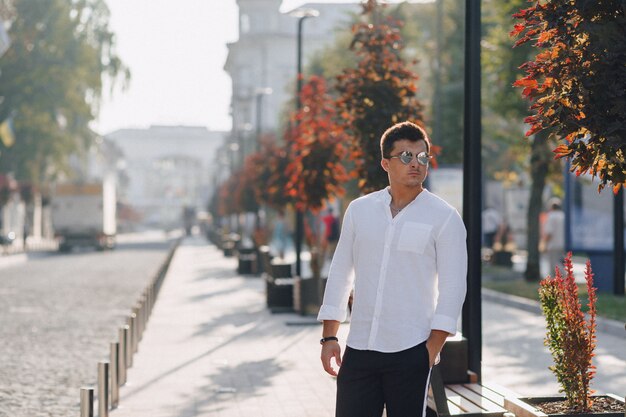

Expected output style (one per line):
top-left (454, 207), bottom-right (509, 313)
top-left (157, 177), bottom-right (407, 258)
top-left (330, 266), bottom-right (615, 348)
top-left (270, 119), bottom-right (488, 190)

top-left (0, 232), bottom-right (178, 417)
top-left (110, 237), bottom-right (625, 417)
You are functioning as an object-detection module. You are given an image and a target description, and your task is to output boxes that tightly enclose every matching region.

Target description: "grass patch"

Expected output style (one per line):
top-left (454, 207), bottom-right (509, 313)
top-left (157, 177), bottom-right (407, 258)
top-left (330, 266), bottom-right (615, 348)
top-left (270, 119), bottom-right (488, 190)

top-left (482, 267), bottom-right (626, 323)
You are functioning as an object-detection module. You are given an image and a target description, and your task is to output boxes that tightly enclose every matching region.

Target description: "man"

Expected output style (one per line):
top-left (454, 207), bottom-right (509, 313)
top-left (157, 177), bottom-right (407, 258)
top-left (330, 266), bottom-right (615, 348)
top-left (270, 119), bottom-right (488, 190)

top-left (541, 197), bottom-right (565, 273)
top-left (317, 121), bottom-right (468, 417)
top-left (482, 206), bottom-right (502, 249)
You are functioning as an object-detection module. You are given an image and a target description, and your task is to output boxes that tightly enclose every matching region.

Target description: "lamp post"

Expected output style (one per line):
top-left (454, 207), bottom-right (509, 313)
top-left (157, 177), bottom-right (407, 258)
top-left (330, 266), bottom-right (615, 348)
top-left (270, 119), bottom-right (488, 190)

top-left (254, 87), bottom-right (273, 153)
top-left (462, 0), bottom-right (482, 382)
top-left (238, 123), bottom-right (252, 168)
top-left (290, 8), bottom-right (319, 278)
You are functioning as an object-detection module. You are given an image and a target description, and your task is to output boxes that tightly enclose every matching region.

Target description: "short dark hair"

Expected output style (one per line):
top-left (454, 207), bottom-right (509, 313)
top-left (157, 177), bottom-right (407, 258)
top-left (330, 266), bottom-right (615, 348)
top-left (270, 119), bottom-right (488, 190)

top-left (380, 121), bottom-right (430, 159)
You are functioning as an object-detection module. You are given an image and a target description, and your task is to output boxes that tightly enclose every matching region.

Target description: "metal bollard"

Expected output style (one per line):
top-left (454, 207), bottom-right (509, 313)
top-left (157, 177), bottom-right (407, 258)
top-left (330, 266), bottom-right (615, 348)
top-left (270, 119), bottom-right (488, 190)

top-left (141, 293), bottom-right (148, 325)
top-left (135, 303), bottom-right (143, 340)
top-left (98, 361), bottom-right (109, 417)
top-left (124, 323), bottom-right (133, 368)
top-left (118, 326), bottom-right (127, 384)
top-left (80, 387), bottom-right (94, 417)
top-left (146, 287), bottom-right (152, 314)
top-left (110, 342), bottom-right (119, 408)
top-left (130, 313), bottom-right (138, 353)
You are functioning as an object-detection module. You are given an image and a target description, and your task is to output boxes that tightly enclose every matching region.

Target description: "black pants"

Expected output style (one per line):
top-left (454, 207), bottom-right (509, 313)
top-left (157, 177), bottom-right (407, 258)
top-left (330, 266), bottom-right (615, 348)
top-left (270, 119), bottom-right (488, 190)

top-left (336, 342), bottom-right (432, 417)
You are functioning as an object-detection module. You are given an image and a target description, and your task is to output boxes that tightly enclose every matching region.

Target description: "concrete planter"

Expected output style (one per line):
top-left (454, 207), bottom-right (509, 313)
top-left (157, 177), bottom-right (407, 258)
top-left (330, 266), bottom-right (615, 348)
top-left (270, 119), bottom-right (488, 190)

top-left (293, 276), bottom-right (325, 316)
top-left (504, 394), bottom-right (625, 417)
top-left (265, 262), bottom-right (294, 312)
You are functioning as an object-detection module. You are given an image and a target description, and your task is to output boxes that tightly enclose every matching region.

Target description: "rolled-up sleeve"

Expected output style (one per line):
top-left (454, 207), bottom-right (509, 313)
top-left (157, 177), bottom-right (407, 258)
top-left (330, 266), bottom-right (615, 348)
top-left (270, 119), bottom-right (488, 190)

top-left (317, 205), bottom-right (355, 323)
top-left (431, 210), bottom-right (467, 335)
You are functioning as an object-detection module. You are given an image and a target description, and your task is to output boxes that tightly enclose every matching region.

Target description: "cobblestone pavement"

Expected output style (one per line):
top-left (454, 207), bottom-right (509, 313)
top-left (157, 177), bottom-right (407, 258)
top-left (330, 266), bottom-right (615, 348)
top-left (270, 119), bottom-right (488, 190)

top-left (0, 235), bottom-right (176, 417)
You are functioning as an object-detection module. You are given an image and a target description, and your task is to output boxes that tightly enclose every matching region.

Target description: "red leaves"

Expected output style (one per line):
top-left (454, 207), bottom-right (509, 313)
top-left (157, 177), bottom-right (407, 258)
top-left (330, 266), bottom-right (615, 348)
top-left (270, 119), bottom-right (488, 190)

top-left (513, 77), bottom-right (538, 88)
top-left (284, 76), bottom-right (349, 212)
top-left (539, 253), bottom-right (598, 412)
top-left (537, 28), bottom-right (556, 45)
top-left (336, 4), bottom-right (424, 194)
top-left (512, 1), bottom-right (626, 193)
top-left (509, 23), bottom-right (525, 38)
top-left (553, 144), bottom-right (571, 158)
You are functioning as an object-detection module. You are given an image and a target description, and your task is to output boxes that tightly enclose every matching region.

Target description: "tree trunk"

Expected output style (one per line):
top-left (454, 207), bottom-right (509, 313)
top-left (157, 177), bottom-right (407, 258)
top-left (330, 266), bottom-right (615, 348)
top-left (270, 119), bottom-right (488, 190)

top-left (525, 130), bottom-right (551, 281)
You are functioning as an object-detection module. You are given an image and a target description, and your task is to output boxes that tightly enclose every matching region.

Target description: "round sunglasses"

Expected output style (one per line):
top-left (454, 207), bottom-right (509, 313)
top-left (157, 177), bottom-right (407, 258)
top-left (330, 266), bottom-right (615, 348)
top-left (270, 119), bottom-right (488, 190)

top-left (388, 150), bottom-right (432, 166)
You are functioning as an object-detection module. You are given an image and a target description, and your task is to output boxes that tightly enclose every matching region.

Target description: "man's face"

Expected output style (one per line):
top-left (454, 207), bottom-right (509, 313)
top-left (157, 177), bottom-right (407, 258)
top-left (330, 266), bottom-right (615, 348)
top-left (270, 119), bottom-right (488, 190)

top-left (381, 139), bottom-right (429, 188)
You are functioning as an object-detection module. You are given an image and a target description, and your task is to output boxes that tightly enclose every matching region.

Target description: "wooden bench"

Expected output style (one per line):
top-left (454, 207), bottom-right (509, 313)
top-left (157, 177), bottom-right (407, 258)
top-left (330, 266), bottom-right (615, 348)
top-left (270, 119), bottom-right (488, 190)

top-left (427, 338), bottom-right (517, 417)
top-left (428, 366), bottom-right (516, 417)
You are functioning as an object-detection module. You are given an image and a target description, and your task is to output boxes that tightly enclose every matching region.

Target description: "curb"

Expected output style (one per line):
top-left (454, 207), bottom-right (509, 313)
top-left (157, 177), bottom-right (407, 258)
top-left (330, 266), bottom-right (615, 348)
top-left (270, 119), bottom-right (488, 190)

top-left (77, 235), bottom-right (182, 415)
top-left (482, 288), bottom-right (626, 339)
top-left (0, 253), bottom-right (27, 270)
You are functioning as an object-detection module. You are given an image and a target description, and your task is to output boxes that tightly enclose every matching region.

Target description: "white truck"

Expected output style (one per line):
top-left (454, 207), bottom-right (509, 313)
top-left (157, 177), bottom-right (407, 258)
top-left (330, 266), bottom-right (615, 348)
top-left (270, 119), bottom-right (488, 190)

top-left (51, 180), bottom-right (116, 252)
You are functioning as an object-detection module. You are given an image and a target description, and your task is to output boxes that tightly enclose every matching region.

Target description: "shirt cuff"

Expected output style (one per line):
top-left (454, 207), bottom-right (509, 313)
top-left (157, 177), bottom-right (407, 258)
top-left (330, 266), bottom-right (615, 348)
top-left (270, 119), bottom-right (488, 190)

top-left (317, 304), bottom-right (348, 323)
top-left (431, 314), bottom-right (458, 335)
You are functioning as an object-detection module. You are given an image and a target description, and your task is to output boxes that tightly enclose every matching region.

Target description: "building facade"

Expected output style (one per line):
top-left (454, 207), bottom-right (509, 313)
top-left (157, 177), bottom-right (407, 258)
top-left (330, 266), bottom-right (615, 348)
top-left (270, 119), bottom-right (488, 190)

top-left (224, 0), bottom-right (359, 156)
top-left (106, 126), bottom-right (226, 229)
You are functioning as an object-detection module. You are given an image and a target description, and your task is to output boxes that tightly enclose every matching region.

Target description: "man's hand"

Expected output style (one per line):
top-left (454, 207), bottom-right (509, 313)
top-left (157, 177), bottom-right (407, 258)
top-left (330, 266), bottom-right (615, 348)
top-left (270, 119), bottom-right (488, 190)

top-left (321, 341), bottom-right (342, 376)
top-left (426, 330), bottom-right (449, 368)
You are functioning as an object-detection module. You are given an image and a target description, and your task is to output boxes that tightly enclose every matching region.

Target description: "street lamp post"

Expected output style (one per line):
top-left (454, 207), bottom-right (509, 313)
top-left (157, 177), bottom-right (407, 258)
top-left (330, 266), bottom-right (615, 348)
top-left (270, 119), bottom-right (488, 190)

top-left (254, 87), bottom-right (272, 153)
top-left (290, 8), bottom-right (319, 278)
top-left (462, 0), bottom-right (482, 382)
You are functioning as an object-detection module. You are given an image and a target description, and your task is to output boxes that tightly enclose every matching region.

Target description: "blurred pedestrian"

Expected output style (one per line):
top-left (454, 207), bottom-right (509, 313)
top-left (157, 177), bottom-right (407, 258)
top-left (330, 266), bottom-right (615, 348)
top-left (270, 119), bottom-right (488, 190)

top-left (541, 197), bottom-right (565, 273)
top-left (322, 207), bottom-right (339, 260)
top-left (317, 121), bottom-right (467, 417)
top-left (482, 206), bottom-right (502, 249)
top-left (271, 210), bottom-right (288, 259)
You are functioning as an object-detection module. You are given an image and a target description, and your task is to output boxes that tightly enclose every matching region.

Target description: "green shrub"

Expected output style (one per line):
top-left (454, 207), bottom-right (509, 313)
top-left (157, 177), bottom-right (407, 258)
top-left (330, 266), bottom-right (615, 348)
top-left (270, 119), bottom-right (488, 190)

top-left (538, 252), bottom-right (597, 412)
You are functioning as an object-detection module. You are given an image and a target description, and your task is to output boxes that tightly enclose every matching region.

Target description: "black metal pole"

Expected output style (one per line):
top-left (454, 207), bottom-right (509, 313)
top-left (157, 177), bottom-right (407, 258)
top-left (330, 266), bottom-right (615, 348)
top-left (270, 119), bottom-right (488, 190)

top-left (294, 16), bottom-right (308, 278)
top-left (462, 0), bottom-right (482, 382)
top-left (614, 188), bottom-right (625, 295)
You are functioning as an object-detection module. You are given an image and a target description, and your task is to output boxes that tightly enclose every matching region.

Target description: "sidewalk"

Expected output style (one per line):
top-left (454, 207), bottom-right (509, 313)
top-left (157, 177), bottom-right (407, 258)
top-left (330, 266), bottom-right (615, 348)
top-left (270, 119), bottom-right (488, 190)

top-left (111, 236), bottom-right (345, 417)
top-left (111, 237), bottom-right (625, 416)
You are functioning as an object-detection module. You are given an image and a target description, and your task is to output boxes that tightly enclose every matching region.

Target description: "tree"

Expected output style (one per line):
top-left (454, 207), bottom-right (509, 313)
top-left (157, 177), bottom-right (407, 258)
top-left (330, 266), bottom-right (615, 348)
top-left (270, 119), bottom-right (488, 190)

top-left (336, 0), bottom-right (425, 194)
top-left (483, 0), bottom-right (535, 179)
top-left (285, 76), bottom-right (350, 212)
top-left (512, 1), bottom-right (626, 192)
top-left (0, 0), bottom-right (128, 184)
top-left (247, 137), bottom-right (292, 211)
top-left (483, 0), bottom-right (562, 281)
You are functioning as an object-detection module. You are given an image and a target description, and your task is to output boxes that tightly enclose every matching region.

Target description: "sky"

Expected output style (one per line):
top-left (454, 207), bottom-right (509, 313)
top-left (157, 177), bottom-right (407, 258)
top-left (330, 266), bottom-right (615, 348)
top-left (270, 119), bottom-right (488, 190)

top-left (95, 0), bottom-right (431, 136)
top-left (95, 0), bottom-right (366, 135)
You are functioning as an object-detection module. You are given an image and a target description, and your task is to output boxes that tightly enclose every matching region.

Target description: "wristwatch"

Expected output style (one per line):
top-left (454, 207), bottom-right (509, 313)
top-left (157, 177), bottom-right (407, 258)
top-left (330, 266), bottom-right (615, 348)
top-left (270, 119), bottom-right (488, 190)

top-left (320, 336), bottom-right (339, 345)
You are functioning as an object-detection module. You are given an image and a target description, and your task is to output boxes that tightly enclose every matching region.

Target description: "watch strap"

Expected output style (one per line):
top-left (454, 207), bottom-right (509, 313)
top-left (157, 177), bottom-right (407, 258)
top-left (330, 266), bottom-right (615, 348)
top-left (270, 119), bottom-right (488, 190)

top-left (320, 336), bottom-right (339, 345)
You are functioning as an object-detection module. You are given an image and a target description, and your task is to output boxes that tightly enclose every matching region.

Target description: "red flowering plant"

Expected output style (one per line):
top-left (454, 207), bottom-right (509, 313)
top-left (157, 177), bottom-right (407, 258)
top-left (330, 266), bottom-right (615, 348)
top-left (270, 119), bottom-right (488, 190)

top-left (538, 252), bottom-right (597, 412)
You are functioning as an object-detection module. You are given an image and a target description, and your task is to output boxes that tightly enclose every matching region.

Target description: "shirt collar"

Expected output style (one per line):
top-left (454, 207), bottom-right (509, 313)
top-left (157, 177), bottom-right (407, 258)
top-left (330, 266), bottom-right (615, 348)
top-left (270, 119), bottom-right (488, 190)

top-left (377, 186), bottom-right (428, 206)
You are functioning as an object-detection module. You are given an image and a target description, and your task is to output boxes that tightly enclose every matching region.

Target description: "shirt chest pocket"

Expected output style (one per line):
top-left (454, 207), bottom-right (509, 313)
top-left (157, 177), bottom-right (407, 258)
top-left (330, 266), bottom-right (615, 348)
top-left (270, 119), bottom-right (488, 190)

top-left (397, 222), bottom-right (433, 254)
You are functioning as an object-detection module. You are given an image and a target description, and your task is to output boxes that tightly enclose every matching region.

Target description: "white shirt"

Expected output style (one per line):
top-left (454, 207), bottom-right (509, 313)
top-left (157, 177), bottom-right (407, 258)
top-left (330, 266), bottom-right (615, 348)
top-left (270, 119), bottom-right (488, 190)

top-left (317, 188), bottom-right (468, 353)
top-left (543, 209), bottom-right (565, 250)
top-left (482, 208), bottom-right (502, 234)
